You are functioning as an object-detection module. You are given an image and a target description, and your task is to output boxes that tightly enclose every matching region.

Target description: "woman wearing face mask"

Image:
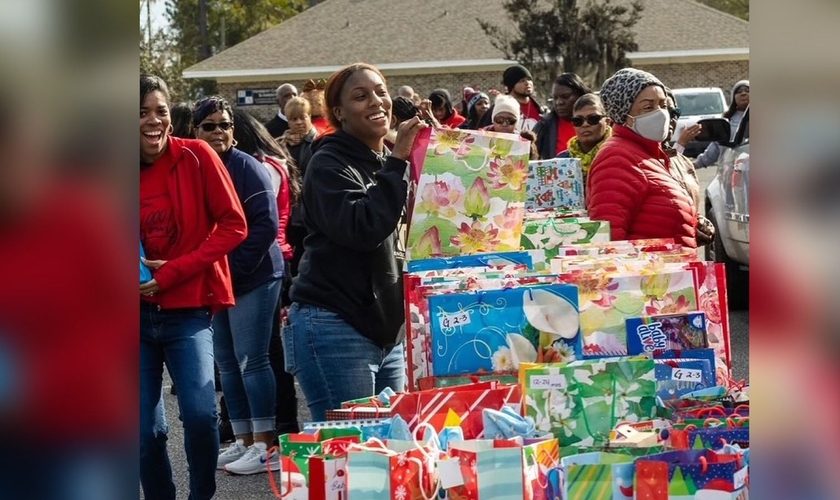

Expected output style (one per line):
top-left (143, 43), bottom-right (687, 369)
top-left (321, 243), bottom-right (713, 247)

top-left (139, 75), bottom-right (247, 500)
top-left (587, 68), bottom-right (698, 248)
top-left (193, 96), bottom-right (285, 475)
top-left (557, 93), bottom-right (613, 185)
top-left (285, 63), bottom-right (426, 421)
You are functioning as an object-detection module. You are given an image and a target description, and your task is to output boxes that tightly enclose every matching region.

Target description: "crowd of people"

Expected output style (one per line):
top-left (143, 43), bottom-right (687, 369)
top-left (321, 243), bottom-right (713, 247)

top-left (140, 61), bottom-right (748, 499)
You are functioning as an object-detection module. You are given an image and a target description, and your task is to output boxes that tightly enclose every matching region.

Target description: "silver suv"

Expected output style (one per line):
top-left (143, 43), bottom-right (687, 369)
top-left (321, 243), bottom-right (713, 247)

top-left (703, 107), bottom-right (750, 309)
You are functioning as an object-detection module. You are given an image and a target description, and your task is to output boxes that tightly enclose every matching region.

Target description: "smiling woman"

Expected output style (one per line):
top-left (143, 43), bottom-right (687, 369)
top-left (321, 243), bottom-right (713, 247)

top-left (284, 63), bottom-right (427, 421)
top-left (139, 75), bottom-right (247, 500)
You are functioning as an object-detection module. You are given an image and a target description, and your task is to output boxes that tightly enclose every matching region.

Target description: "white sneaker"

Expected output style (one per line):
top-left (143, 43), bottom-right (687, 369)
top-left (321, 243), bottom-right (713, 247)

top-left (217, 439), bottom-right (247, 470)
top-left (224, 442), bottom-right (280, 475)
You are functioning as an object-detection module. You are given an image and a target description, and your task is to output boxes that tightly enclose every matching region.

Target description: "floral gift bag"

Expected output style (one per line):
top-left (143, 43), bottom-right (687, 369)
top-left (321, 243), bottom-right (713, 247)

top-left (520, 216), bottom-right (611, 271)
top-left (525, 158), bottom-right (585, 211)
top-left (521, 357), bottom-right (657, 449)
top-left (560, 269), bottom-right (699, 357)
top-left (407, 127), bottom-right (531, 261)
top-left (427, 284), bottom-right (581, 376)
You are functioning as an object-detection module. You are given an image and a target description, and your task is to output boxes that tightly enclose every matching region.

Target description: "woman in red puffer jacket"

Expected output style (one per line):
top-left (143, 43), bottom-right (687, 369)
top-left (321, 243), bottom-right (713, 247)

top-left (587, 68), bottom-right (697, 248)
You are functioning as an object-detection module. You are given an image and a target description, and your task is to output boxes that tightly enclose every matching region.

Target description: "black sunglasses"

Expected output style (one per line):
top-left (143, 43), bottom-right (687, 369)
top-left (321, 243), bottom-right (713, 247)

top-left (199, 121), bottom-right (233, 132)
top-left (494, 116), bottom-right (517, 126)
top-left (571, 114), bottom-right (605, 127)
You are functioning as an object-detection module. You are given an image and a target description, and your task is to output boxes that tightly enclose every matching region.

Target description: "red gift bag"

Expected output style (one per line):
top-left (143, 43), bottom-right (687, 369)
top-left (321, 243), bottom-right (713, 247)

top-left (390, 382), bottom-right (522, 439)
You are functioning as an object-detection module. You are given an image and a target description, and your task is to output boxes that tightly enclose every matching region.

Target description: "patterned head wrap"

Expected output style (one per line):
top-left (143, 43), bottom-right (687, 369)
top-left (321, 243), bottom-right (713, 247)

top-left (599, 68), bottom-right (666, 124)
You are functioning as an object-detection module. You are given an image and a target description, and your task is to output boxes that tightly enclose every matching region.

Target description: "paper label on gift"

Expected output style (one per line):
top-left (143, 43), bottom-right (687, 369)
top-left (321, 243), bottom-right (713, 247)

top-left (671, 368), bottom-right (703, 382)
top-left (437, 458), bottom-right (465, 488)
top-left (438, 310), bottom-right (472, 330)
top-left (530, 374), bottom-right (565, 389)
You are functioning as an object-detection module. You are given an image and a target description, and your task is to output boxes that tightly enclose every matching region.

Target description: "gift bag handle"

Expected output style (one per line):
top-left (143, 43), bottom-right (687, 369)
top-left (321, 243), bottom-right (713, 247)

top-left (727, 415), bottom-right (749, 428)
top-left (695, 406), bottom-right (727, 418)
top-left (703, 418), bottom-right (725, 428)
top-left (733, 404), bottom-right (750, 415)
top-left (572, 375), bottom-right (618, 446)
top-left (267, 447), bottom-right (296, 499)
top-left (526, 448), bottom-right (558, 489)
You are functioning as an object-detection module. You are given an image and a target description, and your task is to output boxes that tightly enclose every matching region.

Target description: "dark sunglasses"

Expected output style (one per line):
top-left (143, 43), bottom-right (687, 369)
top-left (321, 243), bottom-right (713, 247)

top-left (571, 114), bottom-right (605, 127)
top-left (494, 117), bottom-right (517, 126)
top-left (199, 121), bottom-right (233, 132)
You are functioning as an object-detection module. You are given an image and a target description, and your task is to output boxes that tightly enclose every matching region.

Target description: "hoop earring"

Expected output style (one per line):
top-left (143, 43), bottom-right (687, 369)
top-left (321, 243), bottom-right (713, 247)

top-left (231, 138), bottom-right (238, 147)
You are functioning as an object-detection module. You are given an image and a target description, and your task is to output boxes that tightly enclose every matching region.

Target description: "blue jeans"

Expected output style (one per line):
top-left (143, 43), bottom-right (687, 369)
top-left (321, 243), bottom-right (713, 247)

top-left (213, 279), bottom-right (281, 436)
top-left (140, 302), bottom-right (218, 500)
top-left (283, 303), bottom-right (405, 421)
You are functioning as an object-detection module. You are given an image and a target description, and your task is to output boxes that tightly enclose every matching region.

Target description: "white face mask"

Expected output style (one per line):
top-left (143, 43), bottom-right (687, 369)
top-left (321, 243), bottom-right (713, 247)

top-left (628, 108), bottom-right (670, 142)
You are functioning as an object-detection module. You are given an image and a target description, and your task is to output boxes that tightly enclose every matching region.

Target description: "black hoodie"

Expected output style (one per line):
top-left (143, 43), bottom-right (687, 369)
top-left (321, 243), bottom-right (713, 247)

top-left (290, 130), bottom-right (408, 349)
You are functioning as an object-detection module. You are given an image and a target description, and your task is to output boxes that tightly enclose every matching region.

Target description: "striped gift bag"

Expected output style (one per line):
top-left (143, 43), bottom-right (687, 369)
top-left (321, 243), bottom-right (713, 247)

top-left (558, 452), bottom-right (635, 500)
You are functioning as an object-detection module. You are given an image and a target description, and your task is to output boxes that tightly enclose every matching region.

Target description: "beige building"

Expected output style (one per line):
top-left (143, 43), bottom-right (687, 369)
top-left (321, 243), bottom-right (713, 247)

top-left (184, 0), bottom-right (749, 122)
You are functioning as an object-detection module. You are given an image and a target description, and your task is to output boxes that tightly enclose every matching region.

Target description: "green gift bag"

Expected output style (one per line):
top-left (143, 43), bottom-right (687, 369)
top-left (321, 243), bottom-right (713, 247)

top-left (522, 357), bottom-right (657, 449)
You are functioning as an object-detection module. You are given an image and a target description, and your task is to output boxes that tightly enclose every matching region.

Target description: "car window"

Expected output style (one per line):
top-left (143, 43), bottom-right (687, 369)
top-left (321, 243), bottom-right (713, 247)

top-left (674, 93), bottom-right (725, 116)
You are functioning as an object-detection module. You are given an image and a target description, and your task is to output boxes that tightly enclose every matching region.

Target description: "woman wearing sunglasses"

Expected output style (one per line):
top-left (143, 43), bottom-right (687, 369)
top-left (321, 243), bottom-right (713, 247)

top-left (587, 68), bottom-right (698, 248)
top-left (193, 97), bottom-right (286, 475)
top-left (140, 76), bottom-right (246, 500)
top-left (485, 95), bottom-right (520, 134)
top-left (557, 93), bottom-right (613, 185)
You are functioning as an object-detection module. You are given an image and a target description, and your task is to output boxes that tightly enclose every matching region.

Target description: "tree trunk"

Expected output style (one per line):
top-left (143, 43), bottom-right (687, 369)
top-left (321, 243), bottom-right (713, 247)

top-left (198, 0), bottom-right (210, 60)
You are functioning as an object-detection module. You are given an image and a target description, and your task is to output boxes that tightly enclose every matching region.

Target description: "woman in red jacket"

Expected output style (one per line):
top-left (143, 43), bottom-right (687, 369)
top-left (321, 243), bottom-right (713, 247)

top-left (140, 75), bottom-right (247, 500)
top-left (587, 68), bottom-right (698, 248)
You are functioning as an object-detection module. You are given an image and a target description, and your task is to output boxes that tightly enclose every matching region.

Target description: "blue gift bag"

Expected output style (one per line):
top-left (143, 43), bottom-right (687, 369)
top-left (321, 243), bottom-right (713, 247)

top-left (140, 240), bottom-right (153, 284)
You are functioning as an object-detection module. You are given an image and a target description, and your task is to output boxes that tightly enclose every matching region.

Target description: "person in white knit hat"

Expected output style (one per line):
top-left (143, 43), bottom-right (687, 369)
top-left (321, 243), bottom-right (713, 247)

top-left (487, 94), bottom-right (521, 134)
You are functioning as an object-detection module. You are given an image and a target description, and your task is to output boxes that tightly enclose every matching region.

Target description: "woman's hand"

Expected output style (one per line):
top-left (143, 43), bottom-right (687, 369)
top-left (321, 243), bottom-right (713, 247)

top-left (140, 258), bottom-right (166, 296)
top-left (391, 116), bottom-right (428, 161)
top-left (678, 124), bottom-right (702, 147)
top-left (696, 216), bottom-right (715, 246)
top-left (417, 104), bottom-right (441, 129)
top-left (140, 279), bottom-right (160, 296)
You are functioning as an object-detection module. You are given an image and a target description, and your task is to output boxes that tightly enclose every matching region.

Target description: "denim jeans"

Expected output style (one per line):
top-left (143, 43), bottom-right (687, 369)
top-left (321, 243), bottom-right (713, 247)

top-left (213, 278), bottom-right (281, 436)
top-left (140, 302), bottom-right (218, 500)
top-left (283, 303), bottom-right (405, 421)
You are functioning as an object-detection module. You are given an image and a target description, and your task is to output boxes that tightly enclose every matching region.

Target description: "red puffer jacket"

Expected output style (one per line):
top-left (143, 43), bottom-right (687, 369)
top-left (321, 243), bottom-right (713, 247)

top-left (587, 125), bottom-right (697, 248)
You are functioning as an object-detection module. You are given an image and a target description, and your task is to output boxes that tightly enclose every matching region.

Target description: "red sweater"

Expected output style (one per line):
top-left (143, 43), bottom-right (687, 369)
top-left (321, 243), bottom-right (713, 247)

top-left (587, 125), bottom-right (697, 248)
top-left (442, 110), bottom-right (467, 129)
top-left (263, 156), bottom-right (294, 260)
top-left (140, 136), bottom-right (247, 311)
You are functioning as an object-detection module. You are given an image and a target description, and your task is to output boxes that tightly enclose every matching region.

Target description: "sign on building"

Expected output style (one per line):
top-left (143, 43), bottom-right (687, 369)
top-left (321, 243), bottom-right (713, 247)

top-left (236, 89), bottom-right (276, 106)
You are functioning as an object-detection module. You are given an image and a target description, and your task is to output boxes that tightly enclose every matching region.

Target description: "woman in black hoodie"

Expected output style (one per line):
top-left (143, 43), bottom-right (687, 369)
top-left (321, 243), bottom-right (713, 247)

top-left (285, 63), bottom-right (426, 420)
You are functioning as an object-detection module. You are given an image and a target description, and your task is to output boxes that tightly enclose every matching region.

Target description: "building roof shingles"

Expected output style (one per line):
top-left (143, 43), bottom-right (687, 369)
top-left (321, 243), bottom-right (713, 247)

top-left (186, 0), bottom-right (748, 73)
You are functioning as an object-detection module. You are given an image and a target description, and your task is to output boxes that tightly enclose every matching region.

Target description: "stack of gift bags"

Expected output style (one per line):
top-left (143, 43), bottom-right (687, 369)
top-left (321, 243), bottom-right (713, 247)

top-left (266, 127), bottom-right (749, 499)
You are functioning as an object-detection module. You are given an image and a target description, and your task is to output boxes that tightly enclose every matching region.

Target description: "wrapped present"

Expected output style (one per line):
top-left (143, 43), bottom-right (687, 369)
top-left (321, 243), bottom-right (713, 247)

top-left (441, 436), bottom-right (559, 500)
top-left (345, 439), bottom-right (441, 500)
top-left (552, 452), bottom-right (636, 500)
top-left (325, 406), bottom-right (391, 422)
top-left (417, 373), bottom-right (519, 391)
top-left (521, 357), bottom-right (657, 448)
top-left (390, 382), bottom-right (522, 439)
top-left (406, 251), bottom-right (534, 273)
top-left (525, 157), bottom-right (585, 211)
top-left (654, 357), bottom-right (715, 401)
top-left (277, 429), bottom-right (360, 483)
top-left (521, 217), bottom-right (611, 271)
top-left (560, 269), bottom-right (699, 357)
top-left (407, 127), bottom-right (530, 260)
top-left (272, 429), bottom-right (361, 500)
top-left (140, 240), bottom-right (152, 284)
top-left (684, 262), bottom-right (733, 382)
top-left (634, 449), bottom-right (748, 499)
top-left (427, 284), bottom-right (581, 376)
top-left (625, 312), bottom-right (709, 354)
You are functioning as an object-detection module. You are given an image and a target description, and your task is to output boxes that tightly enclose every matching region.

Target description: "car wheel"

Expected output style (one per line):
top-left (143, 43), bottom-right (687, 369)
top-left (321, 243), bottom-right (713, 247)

top-left (707, 212), bottom-right (749, 310)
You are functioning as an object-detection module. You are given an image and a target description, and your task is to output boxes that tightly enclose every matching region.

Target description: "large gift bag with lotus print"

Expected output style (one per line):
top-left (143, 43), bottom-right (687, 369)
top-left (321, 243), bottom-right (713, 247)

top-left (426, 284), bottom-right (582, 376)
top-left (520, 357), bottom-right (657, 450)
top-left (406, 127), bottom-right (531, 261)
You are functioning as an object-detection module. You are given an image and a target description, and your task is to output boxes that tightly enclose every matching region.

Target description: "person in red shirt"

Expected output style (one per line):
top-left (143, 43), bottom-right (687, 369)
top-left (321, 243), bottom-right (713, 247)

top-left (500, 64), bottom-right (545, 132)
top-left (429, 88), bottom-right (467, 129)
top-left (534, 73), bottom-right (592, 159)
top-left (140, 74), bottom-right (247, 500)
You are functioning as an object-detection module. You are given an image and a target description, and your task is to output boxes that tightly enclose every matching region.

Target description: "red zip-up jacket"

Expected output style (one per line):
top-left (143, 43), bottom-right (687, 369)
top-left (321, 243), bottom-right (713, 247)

top-left (263, 155), bottom-right (294, 261)
top-left (141, 136), bottom-right (247, 311)
top-left (587, 125), bottom-right (697, 248)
